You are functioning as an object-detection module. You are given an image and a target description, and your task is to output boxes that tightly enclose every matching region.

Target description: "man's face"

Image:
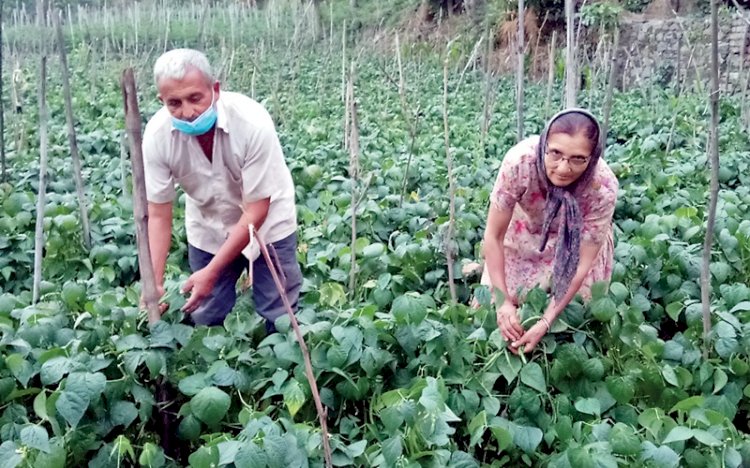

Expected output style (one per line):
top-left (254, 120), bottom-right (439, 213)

top-left (157, 67), bottom-right (219, 121)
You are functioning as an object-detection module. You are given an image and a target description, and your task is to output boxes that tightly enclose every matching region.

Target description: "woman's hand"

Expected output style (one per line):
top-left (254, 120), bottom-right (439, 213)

top-left (512, 319), bottom-right (549, 354)
top-left (497, 301), bottom-right (524, 344)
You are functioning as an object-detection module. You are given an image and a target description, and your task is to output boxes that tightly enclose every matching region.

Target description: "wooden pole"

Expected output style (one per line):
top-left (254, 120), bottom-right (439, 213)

top-left (120, 69), bottom-right (160, 325)
top-left (565, 0), bottom-right (577, 107)
top-left (347, 61), bottom-right (360, 297)
top-left (443, 58), bottom-right (457, 303)
top-left (54, 11), bottom-right (91, 249)
top-left (516, 0), bottom-right (525, 141)
top-left (32, 56), bottom-right (49, 304)
top-left (0, 2), bottom-right (6, 183)
top-left (602, 27), bottom-right (619, 139)
top-left (701, 0), bottom-right (721, 356)
top-left (545, 30), bottom-right (557, 118)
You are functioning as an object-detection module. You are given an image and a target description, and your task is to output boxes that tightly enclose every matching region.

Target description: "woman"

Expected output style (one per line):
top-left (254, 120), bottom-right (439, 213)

top-left (480, 108), bottom-right (618, 354)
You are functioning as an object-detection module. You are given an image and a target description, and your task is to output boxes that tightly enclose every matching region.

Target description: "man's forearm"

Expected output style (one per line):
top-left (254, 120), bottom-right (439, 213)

top-left (205, 199), bottom-right (269, 275)
top-left (148, 216), bottom-right (172, 285)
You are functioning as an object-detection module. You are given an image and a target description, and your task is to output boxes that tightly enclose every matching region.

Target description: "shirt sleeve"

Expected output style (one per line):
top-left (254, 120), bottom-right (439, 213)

top-left (581, 169), bottom-right (618, 245)
top-left (490, 139), bottom-right (536, 212)
top-left (143, 127), bottom-right (176, 204)
top-left (241, 124), bottom-right (286, 203)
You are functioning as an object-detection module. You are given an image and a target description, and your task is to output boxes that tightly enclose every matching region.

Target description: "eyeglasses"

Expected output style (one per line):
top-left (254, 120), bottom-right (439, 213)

top-left (545, 148), bottom-right (590, 168)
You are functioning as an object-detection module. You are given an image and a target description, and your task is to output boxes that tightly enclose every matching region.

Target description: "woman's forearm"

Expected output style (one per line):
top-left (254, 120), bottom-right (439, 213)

top-left (483, 236), bottom-right (512, 305)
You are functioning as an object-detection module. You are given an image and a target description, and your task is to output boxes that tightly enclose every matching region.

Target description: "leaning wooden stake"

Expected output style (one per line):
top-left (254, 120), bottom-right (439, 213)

top-left (347, 61), bottom-right (360, 296)
top-left (55, 11), bottom-right (91, 249)
top-left (32, 56), bottom-right (49, 304)
top-left (443, 59), bottom-right (457, 303)
top-left (701, 0), bottom-right (721, 356)
top-left (251, 227), bottom-right (333, 468)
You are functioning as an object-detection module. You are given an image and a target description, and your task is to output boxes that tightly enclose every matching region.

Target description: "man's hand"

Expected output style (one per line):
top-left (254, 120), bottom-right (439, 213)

top-left (181, 267), bottom-right (219, 313)
top-left (140, 284), bottom-right (168, 314)
top-left (497, 301), bottom-right (524, 344)
top-left (511, 320), bottom-right (549, 354)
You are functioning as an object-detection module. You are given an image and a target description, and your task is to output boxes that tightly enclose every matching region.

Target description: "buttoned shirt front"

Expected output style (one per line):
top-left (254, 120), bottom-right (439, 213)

top-left (143, 91), bottom-right (296, 260)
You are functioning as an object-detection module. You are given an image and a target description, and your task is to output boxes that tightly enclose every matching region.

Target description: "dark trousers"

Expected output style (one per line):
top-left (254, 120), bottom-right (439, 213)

top-left (187, 233), bottom-right (302, 331)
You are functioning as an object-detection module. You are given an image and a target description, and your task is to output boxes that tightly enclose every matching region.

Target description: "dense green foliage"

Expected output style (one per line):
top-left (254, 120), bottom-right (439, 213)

top-left (1, 3), bottom-right (750, 467)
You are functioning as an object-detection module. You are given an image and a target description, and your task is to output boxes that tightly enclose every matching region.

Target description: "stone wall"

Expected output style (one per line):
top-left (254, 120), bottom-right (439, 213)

top-left (614, 15), bottom-right (750, 92)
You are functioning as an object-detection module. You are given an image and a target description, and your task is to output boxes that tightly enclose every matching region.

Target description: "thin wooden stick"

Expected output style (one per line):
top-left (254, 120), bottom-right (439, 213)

top-left (602, 27), bottom-right (619, 139)
top-left (0, 3), bottom-right (6, 183)
top-left (443, 58), bottom-right (457, 303)
top-left (516, 0), bottom-right (525, 141)
top-left (348, 61), bottom-right (360, 297)
top-left (32, 56), bottom-right (48, 304)
top-left (545, 30), bottom-right (557, 118)
top-left (251, 226), bottom-right (333, 468)
top-left (565, 0), bottom-right (577, 107)
top-left (701, 0), bottom-right (721, 357)
top-left (55, 11), bottom-right (91, 249)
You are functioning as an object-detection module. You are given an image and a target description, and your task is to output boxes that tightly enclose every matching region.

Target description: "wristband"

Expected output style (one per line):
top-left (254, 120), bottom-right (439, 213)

top-left (539, 316), bottom-right (552, 331)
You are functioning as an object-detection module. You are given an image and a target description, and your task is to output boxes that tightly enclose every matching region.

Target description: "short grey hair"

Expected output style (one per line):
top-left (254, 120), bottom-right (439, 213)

top-left (153, 48), bottom-right (215, 85)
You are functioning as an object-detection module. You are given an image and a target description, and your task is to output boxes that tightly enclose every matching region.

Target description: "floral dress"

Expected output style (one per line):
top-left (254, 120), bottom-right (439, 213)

top-left (481, 136), bottom-right (619, 303)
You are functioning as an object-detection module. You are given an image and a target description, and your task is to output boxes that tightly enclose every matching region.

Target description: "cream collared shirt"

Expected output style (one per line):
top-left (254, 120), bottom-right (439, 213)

top-left (143, 91), bottom-right (297, 261)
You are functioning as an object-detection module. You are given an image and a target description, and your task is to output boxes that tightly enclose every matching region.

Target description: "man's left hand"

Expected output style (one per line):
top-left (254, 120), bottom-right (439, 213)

top-left (181, 267), bottom-right (219, 313)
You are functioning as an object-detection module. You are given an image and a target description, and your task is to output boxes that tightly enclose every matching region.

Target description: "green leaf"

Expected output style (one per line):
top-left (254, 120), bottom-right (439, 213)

top-left (111, 401), bottom-right (138, 427)
top-left (20, 425), bottom-right (50, 453)
top-left (670, 396), bottom-right (704, 413)
top-left (178, 415), bottom-right (201, 441)
top-left (178, 374), bottom-right (208, 396)
top-left (468, 411), bottom-right (487, 447)
top-left (188, 445), bottom-right (220, 468)
top-left (489, 426), bottom-right (512, 451)
top-left (610, 423), bottom-right (640, 456)
top-left (391, 293), bottom-right (428, 325)
top-left (665, 302), bottom-right (683, 321)
top-left (448, 451), bottom-right (479, 468)
top-left (497, 352), bottom-right (522, 384)
top-left (512, 424), bottom-right (543, 453)
top-left (590, 297), bottom-right (616, 322)
top-left (520, 363), bottom-right (546, 393)
top-left (566, 446), bottom-right (595, 468)
top-left (66, 372), bottom-right (106, 400)
top-left (283, 380), bottom-right (306, 417)
top-left (56, 390), bottom-right (89, 428)
top-left (234, 441), bottom-right (268, 468)
top-left (418, 377), bottom-right (444, 412)
top-left (6, 354), bottom-right (34, 387)
top-left (190, 386), bottom-right (231, 426)
top-left (662, 426), bottom-right (693, 444)
top-left (40, 357), bottom-right (72, 385)
top-left (138, 442), bottom-right (166, 467)
top-left (33, 391), bottom-right (48, 421)
top-left (0, 441), bottom-right (23, 468)
top-left (713, 369), bottom-right (728, 394)
top-left (574, 398), bottom-right (601, 417)
top-left (381, 436), bottom-right (402, 465)
top-left (641, 442), bottom-right (680, 468)
top-left (692, 429), bottom-right (722, 447)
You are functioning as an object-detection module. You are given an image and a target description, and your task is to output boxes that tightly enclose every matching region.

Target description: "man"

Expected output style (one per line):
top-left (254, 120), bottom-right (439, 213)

top-left (142, 48), bottom-right (301, 331)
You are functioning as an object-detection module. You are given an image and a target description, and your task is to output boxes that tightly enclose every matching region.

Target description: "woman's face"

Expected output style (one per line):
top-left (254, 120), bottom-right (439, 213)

top-left (544, 131), bottom-right (594, 187)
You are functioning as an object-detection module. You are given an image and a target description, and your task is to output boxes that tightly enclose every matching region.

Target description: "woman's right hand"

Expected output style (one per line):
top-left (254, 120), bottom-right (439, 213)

top-left (497, 300), bottom-right (524, 343)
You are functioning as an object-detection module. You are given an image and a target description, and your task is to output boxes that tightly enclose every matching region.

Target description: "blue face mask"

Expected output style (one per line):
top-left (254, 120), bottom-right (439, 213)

top-left (171, 92), bottom-right (217, 136)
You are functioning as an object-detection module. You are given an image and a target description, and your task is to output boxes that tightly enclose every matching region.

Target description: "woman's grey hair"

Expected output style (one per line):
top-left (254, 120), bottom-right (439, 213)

top-left (153, 49), bottom-right (215, 85)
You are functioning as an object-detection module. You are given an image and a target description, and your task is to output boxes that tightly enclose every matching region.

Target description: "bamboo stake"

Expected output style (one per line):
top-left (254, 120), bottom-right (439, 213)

top-left (701, 0), bottom-right (721, 356)
top-left (443, 58), bottom-right (457, 304)
top-left (516, 0), bottom-right (525, 141)
top-left (55, 11), bottom-right (91, 249)
top-left (32, 56), bottom-right (48, 304)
